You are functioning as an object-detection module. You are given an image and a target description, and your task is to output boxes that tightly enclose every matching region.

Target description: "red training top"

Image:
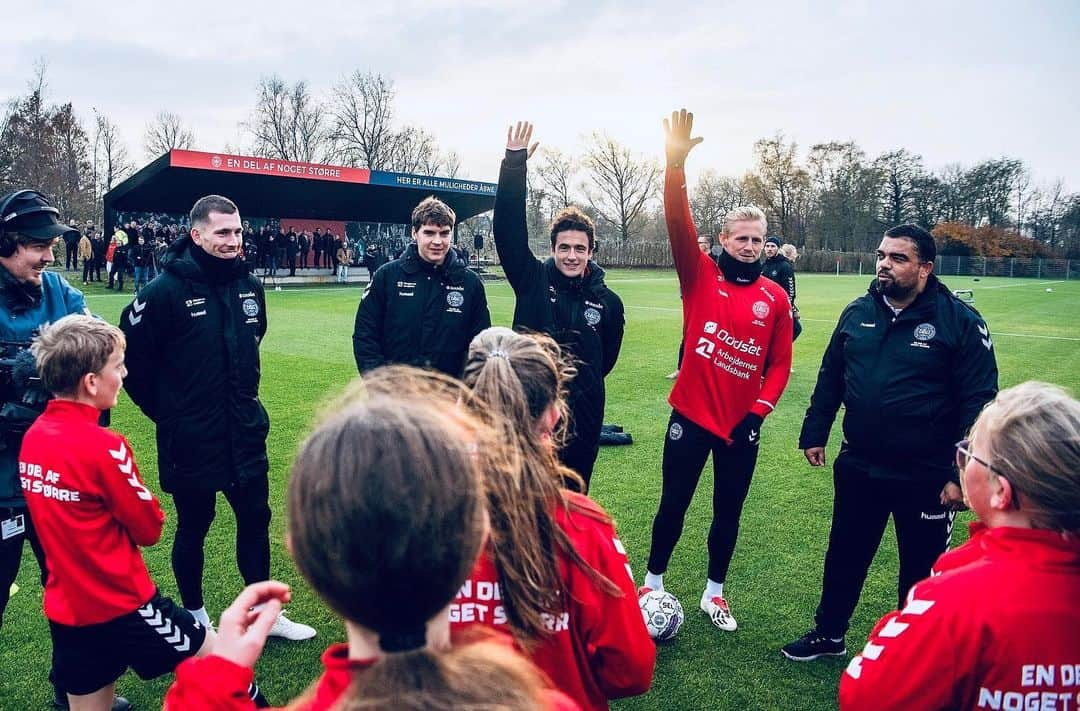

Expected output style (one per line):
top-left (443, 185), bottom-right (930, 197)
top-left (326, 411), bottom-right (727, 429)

top-left (165, 640), bottom-right (582, 710)
top-left (19, 399), bottom-right (163, 626)
top-left (665, 167), bottom-right (792, 440)
top-left (450, 491), bottom-right (655, 711)
top-left (839, 525), bottom-right (1080, 710)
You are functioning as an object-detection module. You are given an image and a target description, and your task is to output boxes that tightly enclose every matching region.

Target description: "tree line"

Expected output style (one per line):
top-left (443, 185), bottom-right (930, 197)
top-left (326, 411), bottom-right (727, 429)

top-left (2, 64), bottom-right (1077, 257)
top-left (525, 133), bottom-right (1080, 259)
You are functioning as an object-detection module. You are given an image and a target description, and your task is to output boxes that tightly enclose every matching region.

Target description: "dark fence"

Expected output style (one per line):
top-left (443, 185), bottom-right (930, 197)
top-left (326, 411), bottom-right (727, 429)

top-left (502, 240), bottom-right (1078, 279)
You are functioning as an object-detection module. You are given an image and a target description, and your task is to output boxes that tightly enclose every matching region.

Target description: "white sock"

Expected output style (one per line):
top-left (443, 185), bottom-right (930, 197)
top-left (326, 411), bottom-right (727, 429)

top-left (188, 606), bottom-right (211, 627)
top-left (644, 572), bottom-right (664, 592)
top-left (703, 579), bottom-right (724, 601)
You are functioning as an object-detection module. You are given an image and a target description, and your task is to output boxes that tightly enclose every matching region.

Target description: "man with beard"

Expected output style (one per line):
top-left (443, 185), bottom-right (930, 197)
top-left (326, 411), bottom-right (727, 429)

top-left (781, 223), bottom-right (998, 662)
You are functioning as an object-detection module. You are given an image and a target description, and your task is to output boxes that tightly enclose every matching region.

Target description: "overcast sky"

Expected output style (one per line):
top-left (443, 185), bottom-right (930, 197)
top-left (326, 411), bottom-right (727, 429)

top-left (3, 0), bottom-right (1077, 191)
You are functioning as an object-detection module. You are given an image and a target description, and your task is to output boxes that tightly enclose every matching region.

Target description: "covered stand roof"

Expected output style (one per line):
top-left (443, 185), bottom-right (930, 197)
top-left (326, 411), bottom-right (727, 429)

top-left (103, 149), bottom-right (496, 231)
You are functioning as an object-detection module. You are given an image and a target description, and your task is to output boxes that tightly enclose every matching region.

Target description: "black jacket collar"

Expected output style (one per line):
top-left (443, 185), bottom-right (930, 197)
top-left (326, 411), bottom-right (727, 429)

top-left (399, 243), bottom-right (465, 284)
top-left (543, 258), bottom-right (607, 293)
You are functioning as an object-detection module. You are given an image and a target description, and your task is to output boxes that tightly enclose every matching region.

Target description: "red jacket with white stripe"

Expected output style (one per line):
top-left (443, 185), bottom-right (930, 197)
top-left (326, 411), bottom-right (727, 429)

top-left (450, 491), bottom-right (655, 711)
top-left (665, 168), bottom-right (793, 440)
top-left (839, 526), bottom-right (1080, 711)
top-left (18, 399), bottom-right (163, 626)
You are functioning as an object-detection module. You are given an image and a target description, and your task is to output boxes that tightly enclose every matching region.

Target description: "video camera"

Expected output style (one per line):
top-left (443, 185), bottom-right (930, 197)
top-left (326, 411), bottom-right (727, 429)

top-left (0, 339), bottom-right (49, 449)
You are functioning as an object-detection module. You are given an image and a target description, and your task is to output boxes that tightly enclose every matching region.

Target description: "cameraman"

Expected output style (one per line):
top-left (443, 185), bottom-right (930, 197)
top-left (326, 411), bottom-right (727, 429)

top-left (0, 190), bottom-right (124, 709)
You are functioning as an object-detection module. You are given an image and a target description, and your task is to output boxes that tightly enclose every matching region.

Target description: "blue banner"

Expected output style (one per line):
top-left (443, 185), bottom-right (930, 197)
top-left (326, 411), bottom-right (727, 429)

top-left (369, 171), bottom-right (497, 196)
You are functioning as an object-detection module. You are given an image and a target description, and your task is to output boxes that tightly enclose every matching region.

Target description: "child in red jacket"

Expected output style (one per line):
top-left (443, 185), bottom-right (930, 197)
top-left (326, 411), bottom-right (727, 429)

top-left (19, 315), bottom-right (226, 710)
top-left (166, 370), bottom-right (579, 710)
top-left (840, 382), bottom-right (1080, 710)
top-left (456, 327), bottom-right (655, 711)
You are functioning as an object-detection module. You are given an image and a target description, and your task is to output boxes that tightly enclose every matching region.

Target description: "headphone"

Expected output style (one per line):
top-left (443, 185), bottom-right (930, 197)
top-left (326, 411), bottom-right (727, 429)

top-left (0, 189), bottom-right (61, 258)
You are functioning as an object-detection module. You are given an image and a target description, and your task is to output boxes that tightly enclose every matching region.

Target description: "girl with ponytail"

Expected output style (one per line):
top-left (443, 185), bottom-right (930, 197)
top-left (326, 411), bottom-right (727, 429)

top-left (453, 327), bottom-right (655, 711)
top-left (165, 369), bottom-right (579, 710)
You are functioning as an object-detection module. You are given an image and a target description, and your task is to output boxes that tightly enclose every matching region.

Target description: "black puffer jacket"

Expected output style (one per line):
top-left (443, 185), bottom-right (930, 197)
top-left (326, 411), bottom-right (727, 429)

top-left (799, 275), bottom-right (998, 484)
top-left (352, 243), bottom-right (490, 377)
top-left (120, 237), bottom-right (269, 493)
top-left (494, 149), bottom-right (626, 402)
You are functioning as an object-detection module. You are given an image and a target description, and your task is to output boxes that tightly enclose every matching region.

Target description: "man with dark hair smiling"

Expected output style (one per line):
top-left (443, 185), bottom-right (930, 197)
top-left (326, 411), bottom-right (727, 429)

top-left (353, 196), bottom-right (490, 376)
top-left (493, 122), bottom-right (625, 492)
top-left (782, 222), bottom-right (998, 662)
top-left (120, 195), bottom-right (314, 644)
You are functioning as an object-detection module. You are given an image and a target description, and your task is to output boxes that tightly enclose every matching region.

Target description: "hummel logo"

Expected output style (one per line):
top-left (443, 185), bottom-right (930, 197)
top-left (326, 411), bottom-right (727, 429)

top-left (108, 441), bottom-right (152, 501)
top-left (977, 324), bottom-right (992, 351)
top-left (128, 299), bottom-right (145, 326)
top-left (138, 602), bottom-right (192, 653)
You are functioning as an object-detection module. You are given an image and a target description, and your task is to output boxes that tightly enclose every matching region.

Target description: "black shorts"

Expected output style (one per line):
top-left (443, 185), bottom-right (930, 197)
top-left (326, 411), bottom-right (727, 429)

top-left (49, 590), bottom-right (207, 695)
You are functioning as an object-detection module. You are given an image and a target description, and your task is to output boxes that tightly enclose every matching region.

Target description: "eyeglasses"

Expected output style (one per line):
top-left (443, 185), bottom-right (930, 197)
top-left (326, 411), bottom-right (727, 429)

top-left (955, 439), bottom-right (1021, 509)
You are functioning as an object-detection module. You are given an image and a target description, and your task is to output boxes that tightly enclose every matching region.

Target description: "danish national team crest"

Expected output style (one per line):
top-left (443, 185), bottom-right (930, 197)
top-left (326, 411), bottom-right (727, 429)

top-left (668, 422), bottom-right (683, 441)
top-left (446, 291), bottom-right (465, 308)
top-left (914, 323), bottom-right (936, 342)
top-left (242, 298), bottom-right (260, 318)
top-left (584, 307), bottom-right (602, 327)
top-left (752, 301), bottom-right (770, 319)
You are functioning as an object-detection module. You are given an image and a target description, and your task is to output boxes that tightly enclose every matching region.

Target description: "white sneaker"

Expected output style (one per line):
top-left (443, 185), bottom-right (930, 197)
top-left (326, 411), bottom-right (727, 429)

top-left (665, 370), bottom-right (680, 380)
top-left (268, 612), bottom-right (317, 640)
top-left (700, 595), bottom-right (738, 631)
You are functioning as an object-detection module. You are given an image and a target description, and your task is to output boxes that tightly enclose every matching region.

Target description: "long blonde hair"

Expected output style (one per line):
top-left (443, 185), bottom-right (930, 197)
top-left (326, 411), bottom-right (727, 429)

top-left (973, 381), bottom-right (1080, 533)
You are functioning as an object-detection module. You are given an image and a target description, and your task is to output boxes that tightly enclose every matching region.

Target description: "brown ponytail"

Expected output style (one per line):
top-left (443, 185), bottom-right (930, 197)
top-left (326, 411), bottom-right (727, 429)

top-left (461, 327), bottom-right (622, 647)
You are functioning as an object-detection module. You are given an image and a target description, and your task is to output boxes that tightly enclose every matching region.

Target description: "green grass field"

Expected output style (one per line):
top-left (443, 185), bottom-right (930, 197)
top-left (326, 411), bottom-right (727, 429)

top-left (2, 270), bottom-right (1078, 709)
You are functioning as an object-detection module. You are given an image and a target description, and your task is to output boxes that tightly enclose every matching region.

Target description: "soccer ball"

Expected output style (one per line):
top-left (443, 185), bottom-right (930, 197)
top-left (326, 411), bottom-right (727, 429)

top-left (639, 590), bottom-right (684, 641)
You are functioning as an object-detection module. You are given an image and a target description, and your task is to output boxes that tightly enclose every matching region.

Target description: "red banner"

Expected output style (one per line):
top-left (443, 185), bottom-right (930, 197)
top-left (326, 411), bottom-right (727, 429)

top-left (170, 150), bottom-right (371, 184)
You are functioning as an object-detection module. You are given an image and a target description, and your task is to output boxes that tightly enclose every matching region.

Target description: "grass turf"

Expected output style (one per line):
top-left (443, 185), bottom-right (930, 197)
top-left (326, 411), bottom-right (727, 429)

top-left (1, 270), bottom-right (1077, 709)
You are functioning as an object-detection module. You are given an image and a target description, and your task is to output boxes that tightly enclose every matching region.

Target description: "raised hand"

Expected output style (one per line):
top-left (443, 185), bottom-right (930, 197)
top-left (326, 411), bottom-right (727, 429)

top-left (663, 109), bottom-right (704, 168)
top-left (211, 580), bottom-right (291, 668)
top-left (506, 121), bottom-right (539, 159)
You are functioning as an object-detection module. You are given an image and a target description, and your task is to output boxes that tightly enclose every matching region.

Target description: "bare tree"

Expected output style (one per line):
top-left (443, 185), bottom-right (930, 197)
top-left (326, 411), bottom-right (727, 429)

top-left (874, 149), bottom-right (924, 226)
top-left (330, 71), bottom-right (396, 169)
top-left (441, 150), bottom-right (463, 178)
top-left (807, 141), bottom-right (880, 252)
top-left (93, 113), bottom-right (132, 202)
top-left (581, 132), bottom-right (660, 242)
top-left (691, 169), bottom-right (746, 236)
top-left (143, 110), bottom-right (195, 158)
top-left (385, 125), bottom-right (440, 174)
top-left (535, 148), bottom-right (577, 212)
top-left (745, 132), bottom-right (807, 241)
top-left (244, 75), bottom-right (331, 163)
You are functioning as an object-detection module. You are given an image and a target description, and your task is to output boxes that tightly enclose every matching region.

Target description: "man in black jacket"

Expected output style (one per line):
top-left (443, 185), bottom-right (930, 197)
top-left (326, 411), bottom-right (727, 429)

top-left (781, 224), bottom-right (998, 662)
top-left (353, 197), bottom-right (490, 376)
top-left (120, 194), bottom-right (314, 642)
top-left (494, 122), bottom-right (625, 491)
top-left (762, 236), bottom-right (800, 340)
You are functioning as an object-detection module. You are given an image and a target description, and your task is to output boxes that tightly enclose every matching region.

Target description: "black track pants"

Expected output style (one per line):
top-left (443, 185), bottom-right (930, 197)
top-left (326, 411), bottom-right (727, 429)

top-left (170, 474), bottom-right (272, 610)
top-left (813, 452), bottom-right (955, 638)
top-left (647, 409), bottom-right (759, 583)
top-left (559, 387), bottom-right (605, 493)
